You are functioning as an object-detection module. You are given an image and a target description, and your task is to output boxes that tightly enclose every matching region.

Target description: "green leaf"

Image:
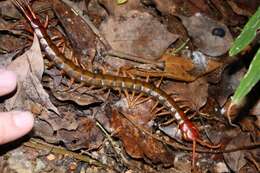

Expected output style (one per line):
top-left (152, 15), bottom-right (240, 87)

top-left (232, 48), bottom-right (260, 105)
top-left (116, 0), bottom-right (128, 5)
top-left (229, 7), bottom-right (260, 56)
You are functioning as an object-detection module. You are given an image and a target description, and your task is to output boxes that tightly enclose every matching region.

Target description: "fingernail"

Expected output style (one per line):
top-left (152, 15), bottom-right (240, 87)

top-left (13, 111), bottom-right (34, 129)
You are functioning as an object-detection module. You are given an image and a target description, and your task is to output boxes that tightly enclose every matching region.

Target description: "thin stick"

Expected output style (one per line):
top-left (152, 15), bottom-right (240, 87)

top-left (24, 139), bottom-right (109, 169)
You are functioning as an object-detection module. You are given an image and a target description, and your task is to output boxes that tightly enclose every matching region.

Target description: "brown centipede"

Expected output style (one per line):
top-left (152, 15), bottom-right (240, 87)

top-left (12, 0), bottom-right (221, 168)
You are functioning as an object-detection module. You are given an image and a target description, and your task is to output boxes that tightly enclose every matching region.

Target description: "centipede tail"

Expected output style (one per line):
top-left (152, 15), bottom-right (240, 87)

top-left (12, 0), bottom-right (221, 168)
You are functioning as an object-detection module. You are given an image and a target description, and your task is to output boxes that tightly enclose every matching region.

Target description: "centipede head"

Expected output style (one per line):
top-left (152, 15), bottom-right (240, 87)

top-left (179, 119), bottom-right (200, 142)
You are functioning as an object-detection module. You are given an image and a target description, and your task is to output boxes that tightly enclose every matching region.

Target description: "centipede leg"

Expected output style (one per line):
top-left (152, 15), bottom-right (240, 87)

top-left (126, 74), bottom-right (151, 108)
top-left (119, 70), bottom-right (133, 108)
top-left (43, 15), bottom-right (49, 29)
top-left (67, 82), bottom-right (85, 92)
top-left (51, 35), bottom-right (60, 41)
top-left (154, 111), bottom-right (171, 117)
top-left (151, 101), bottom-right (159, 113)
top-left (155, 76), bottom-right (163, 88)
top-left (60, 77), bottom-right (75, 91)
top-left (192, 140), bottom-right (196, 170)
top-left (133, 96), bottom-right (152, 106)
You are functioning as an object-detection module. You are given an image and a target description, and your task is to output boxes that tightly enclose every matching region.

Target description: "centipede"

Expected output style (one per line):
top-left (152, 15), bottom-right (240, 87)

top-left (12, 0), bottom-right (220, 168)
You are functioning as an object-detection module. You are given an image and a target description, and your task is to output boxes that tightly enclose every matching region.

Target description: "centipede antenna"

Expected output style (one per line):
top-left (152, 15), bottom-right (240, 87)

top-left (23, 0), bottom-right (37, 19)
top-left (12, 0), bottom-right (31, 21)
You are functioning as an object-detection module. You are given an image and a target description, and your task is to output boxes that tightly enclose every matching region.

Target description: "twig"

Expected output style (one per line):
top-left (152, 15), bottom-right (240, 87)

top-left (168, 38), bottom-right (190, 55)
top-left (24, 139), bottom-right (110, 169)
top-left (96, 120), bottom-right (143, 172)
top-left (106, 50), bottom-right (165, 69)
top-left (245, 153), bottom-right (260, 172)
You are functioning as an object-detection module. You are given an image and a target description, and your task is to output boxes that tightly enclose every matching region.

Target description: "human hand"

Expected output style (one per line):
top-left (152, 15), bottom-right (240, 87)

top-left (0, 69), bottom-right (34, 145)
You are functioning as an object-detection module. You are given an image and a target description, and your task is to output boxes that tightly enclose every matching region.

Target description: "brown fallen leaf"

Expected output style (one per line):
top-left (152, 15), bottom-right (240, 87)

top-left (162, 53), bottom-right (223, 81)
top-left (34, 118), bottom-right (58, 144)
top-left (114, 97), bottom-right (156, 126)
top-left (39, 107), bottom-right (78, 131)
top-left (163, 78), bottom-right (209, 111)
top-left (180, 13), bottom-right (233, 57)
top-left (125, 52), bottom-right (223, 82)
top-left (100, 10), bottom-right (178, 61)
top-left (224, 133), bottom-right (258, 172)
top-left (56, 117), bottom-right (104, 151)
top-left (110, 108), bottom-right (174, 165)
top-left (52, 0), bottom-right (96, 59)
top-left (151, 0), bottom-right (201, 16)
top-left (5, 34), bottom-right (59, 114)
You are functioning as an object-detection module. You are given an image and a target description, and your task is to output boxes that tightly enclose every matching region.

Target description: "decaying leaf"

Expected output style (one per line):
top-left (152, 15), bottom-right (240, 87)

top-left (114, 97), bottom-right (156, 126)
top-left (224, 133), bottom-right (255, 172)
top-left (110, 108), bottom-right (174, 165)
top-left (39, 108), bottom-right (78, 131)
top-left (161, 53), bottom-right (223, 81)
top-left (4, 34), bottom-right (59, 114)
top-left (100, 10), bottom-right (178, 61)
top-left (163, 78), bottom-right (209, 111)
top-left (57, 117), bottom-right (104, 151)
top-left (34, 118), bottom-right (58, 144)
top-left (52, 0), bottom-right (96, 59)
top-left (180, 13), bottom-right (233, 56)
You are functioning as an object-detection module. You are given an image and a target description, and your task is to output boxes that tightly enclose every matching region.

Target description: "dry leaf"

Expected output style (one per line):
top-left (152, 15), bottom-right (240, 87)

top-left (180, 13), bottom-right (233, 56)
top-left (56, 117), bottom-right (104, 150)
top-left (39, 108), bottom-right (78, 131)
top-left (224, 133), bottom-right (251, 172)
top-left (110, 108), bottom-right (174, 165)
top-left (5, 34), bottom-right (59, 114)
top-left (100, 10), bottom-right (178, 60)
top-left (163, 78), bottom-right (209, 111)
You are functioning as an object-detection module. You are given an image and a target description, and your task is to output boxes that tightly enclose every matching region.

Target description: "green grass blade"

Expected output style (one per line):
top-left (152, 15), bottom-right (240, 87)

top-left (232, 48), bottom-right (260, 104)
top-left (229, 7), bottom-right (260, 56)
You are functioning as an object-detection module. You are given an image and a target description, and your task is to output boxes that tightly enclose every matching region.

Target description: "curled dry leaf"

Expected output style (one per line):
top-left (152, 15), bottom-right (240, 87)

top-left (161, 53), bottom-right (223, 81)
top-left (5, 34), bottom-right (59, 114)
top-left (110, 108), bottom-right (174, 165)
top-left (227, 0), bottom-right (260, 16)
top-left (52, 0), bottom-right (96, 59)
top-left (39, 108), bottom-right (78, 131)
top-left (34, 118), bottom-right (58, 144)
top-left (125, 51), bottom-right (223, 82)
top-left (52, 90), bottom-right (102, 106)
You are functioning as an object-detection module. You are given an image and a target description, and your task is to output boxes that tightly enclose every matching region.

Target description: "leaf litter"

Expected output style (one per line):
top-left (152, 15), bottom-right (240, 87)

top-left (0, 0), bottom-right (259, 173)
